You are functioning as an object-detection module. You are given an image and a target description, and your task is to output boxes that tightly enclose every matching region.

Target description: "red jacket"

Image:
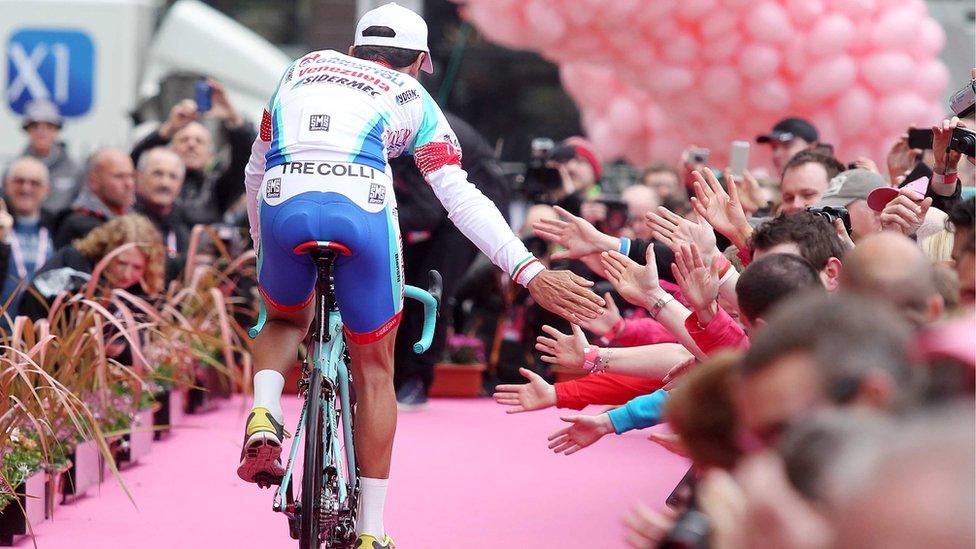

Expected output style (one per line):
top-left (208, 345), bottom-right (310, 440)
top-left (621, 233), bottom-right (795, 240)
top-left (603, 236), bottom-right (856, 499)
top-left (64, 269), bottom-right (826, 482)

top-left (684, 306), bottom-right (750, 356)
top-left (555, 372), bottom-right (664, 410)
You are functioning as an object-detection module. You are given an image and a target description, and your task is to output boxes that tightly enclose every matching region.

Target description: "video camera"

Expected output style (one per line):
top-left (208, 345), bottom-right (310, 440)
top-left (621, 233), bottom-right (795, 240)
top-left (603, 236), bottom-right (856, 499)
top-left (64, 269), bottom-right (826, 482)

top-left (519, 137), bottom-right (578, 202)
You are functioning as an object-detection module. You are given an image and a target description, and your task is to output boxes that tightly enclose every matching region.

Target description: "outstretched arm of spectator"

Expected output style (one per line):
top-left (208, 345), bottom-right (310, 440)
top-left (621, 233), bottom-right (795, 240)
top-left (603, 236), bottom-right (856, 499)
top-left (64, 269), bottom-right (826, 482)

top-left (492, 367), bottom-right (556, 413)
top-left (625, 502), bottom-right (677, 549)
top-left (646, 206), bottom-right (719, 268)
top-left (553, 372), bottom-right (665, 410)
top-left (601, 248), bottom-right (706, 359)
top-left (931, 117), bottom-right (964, 200)
top-left (547, 413), bottom-right (615, 455)
top-left (536, 323), bottom-right (694, 378)
top-left (533, 205), bottom-right (620, 260)
top-left (690, 168), bottom-right (753, 250)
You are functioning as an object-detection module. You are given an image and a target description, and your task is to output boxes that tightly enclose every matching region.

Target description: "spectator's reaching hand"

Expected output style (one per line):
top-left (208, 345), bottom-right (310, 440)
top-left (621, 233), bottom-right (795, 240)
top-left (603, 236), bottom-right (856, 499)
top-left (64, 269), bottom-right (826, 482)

top-left (0, 199), bottom-right (12, 242)
top-left (206, 79), bottom-right (243, 128)
top-left (492, 367), bottom-right (557, 413)
top-left (536, 324), bottom-right (588, 369)
top-left (662, 356), bottom-right (696, 390)
top-left (886, 133), bottom-right (920, 183)
top-left (671, 243), bottom-right (720, 323)
top-left (533, 205), bottom-right (617, 261)
top-left (577, 292), bottom-right (622, 338)
top-left (647, 432), bottom-right (689, 458)
top-left (601, 247), bottom-right (661, 308)
top-left (880, 187), bottom-right (932, 236)
top-left (646, 206), bottom-right (718, 268)
top-left (547, 413), bottom-right (615, 455)
top-left (159, 99), bottom-right (198, 139)
top-left (737, 169), bottom-right (765, 215)
top-left (690, 168), bottom-right (752, 249)
top-left (832, 218), bottom-right (856, 251)
top-left (933, 117), bottom-right (963, 176)
top-left (625, 502), bottom-right (677, 549)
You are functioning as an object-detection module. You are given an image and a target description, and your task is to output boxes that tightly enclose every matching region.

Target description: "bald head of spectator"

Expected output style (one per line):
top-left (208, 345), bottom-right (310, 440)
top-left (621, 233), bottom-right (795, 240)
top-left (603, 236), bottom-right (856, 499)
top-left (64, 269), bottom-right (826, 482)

top-left (622, 184), bottom-right (659, 239)
top-left (170, 121), bottom-right (214, 172)
top-left (3, 156), bottom-right (50, 218)
top-left (840, 232), bottom-right (944, 329)
top-left (137, 147), bottom-right (185, 214)
top-left (87, 149), bottom-right (135, 214)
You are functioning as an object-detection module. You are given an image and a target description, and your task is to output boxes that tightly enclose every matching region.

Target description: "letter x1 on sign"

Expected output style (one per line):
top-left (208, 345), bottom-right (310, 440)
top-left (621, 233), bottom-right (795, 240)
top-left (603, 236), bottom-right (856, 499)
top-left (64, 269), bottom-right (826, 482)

top-left (7, 28), bottom-right (95, 117)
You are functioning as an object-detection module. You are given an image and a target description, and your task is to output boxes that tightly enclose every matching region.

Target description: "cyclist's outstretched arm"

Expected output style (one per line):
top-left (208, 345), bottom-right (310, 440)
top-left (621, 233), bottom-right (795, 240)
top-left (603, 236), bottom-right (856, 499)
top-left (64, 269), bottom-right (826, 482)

top-left (408, 94), bottom-right (604, 322)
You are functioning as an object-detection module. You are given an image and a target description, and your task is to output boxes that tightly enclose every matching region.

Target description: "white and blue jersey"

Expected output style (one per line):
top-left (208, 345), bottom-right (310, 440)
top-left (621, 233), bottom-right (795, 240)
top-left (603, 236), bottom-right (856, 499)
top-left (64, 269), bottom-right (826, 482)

top-left (244, 50), bottom-right (542, 341)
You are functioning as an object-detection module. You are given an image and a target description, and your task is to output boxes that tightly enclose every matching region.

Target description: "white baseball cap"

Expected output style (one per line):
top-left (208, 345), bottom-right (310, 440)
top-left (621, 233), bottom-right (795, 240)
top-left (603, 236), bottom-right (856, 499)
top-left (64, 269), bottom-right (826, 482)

top-left (354, 2), bottom-right (433, 74)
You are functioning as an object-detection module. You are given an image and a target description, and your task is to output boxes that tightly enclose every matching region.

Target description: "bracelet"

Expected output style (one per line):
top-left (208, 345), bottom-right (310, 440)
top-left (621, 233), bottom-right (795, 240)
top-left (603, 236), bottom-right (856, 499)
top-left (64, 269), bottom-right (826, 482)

top-left (592, 347), bottom-right (611, 373)
top-left (583, 345), bottom-right (601, 371)
top-left (649, 293), bottom-right (675, 320)
top-left (714, 255), bottom-right (732, 278)
top-left (718, 263), bottom-right (737, 286)
top-left (618, 237), bottom-right (632, 256)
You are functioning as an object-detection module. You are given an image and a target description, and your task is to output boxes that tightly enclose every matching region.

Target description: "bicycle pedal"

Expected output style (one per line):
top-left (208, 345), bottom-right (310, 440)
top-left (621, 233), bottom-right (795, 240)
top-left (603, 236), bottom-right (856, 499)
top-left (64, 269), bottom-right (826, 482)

top-left (255, 472), bottom-right (282, 489)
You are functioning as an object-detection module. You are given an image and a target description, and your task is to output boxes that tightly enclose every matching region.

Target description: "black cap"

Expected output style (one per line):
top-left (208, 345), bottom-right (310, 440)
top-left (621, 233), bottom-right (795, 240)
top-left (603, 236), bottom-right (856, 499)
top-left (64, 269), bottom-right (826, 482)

top-left (756, 117), bottom-right (818, 144)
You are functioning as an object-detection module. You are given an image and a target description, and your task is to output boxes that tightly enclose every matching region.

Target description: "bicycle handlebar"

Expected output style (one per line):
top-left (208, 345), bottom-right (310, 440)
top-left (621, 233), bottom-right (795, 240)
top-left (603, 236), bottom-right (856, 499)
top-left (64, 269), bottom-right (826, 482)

top-left (248, 270), bottom-right (442, 355)
top-left (404, 270), bottom-right (442, 354)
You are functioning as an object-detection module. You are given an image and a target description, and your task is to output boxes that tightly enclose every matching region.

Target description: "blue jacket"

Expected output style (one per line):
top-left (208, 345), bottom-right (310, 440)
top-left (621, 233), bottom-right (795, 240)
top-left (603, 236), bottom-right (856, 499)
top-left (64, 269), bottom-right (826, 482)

top-left (606, 389), bottom-right (668, 434)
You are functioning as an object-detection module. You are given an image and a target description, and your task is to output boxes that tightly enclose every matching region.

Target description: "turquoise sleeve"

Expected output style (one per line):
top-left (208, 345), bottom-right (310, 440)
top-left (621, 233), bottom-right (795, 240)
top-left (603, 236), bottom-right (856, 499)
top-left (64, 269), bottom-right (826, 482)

top-left (606, 389), bottom-right (668, 434)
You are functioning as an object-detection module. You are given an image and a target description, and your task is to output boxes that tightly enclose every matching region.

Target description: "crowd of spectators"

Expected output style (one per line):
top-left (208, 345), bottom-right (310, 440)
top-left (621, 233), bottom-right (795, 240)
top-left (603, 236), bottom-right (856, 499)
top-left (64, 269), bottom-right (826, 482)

top-left (1, 65), bottom-right (973, 549)
top-left (487, 104), bottom-right (975, 547)
top-left (0, 80), bottom-right (256, 326)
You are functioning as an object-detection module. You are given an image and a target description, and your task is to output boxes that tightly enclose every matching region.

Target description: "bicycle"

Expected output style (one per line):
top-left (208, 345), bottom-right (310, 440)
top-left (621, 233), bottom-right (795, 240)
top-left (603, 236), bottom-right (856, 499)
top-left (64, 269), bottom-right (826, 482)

top-left (249, 240), bottom-right (440, 549)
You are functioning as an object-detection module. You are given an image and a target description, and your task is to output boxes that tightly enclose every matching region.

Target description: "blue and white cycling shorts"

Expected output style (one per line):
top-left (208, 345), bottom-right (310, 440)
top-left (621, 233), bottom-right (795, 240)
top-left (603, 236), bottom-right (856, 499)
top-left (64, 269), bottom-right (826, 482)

top-left (257, 160), bottom-right (404, 343)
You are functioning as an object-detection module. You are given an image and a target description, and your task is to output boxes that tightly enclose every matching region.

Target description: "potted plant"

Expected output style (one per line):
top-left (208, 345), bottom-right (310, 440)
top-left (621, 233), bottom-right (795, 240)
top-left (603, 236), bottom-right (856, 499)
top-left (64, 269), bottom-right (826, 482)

top-left (429, 333), bottom-right (488, 398)
top-left (0, 428), bottom-right (46, 545)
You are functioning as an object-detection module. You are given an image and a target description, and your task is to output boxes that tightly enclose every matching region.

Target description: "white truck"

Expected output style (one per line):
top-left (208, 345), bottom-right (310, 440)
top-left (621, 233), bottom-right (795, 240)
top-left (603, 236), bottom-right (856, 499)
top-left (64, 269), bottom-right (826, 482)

top-left (0, 0), bottom-right (292, 162)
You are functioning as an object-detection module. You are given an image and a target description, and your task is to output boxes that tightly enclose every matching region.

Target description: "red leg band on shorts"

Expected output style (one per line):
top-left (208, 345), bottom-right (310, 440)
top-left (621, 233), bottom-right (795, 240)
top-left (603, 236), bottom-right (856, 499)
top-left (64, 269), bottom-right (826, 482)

top-left (344, 311), bottom-right (403, 344)
top-left (260, 286), bottom-right (314, 313)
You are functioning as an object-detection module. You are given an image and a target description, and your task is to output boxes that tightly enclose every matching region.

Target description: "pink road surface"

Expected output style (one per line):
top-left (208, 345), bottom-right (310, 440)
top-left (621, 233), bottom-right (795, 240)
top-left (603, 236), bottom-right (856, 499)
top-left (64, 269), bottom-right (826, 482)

top-left (19, 396), bottom-right (688, 548)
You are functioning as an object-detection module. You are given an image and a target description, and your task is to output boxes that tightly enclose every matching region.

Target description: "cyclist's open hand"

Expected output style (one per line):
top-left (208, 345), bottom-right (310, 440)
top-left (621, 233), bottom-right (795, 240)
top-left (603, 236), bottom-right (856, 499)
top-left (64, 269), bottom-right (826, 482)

top-left (547, 413), bottom-right (615, 455)
top-left (492, 367), bottom-right (556, 413)
top-left (527, 269), bottom-right (605, 322)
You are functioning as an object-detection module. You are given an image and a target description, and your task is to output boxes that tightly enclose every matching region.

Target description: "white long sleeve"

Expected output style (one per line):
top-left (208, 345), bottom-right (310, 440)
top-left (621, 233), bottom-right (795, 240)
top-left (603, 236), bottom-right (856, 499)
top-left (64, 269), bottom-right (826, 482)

top-left (244, 136), bottom-right (270, 247)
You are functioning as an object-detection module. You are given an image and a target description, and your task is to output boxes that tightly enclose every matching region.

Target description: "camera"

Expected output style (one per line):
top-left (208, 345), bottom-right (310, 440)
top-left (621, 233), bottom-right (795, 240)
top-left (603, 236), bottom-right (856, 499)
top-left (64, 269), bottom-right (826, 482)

top-left (688, 147), bottom-right (710, 164)
top-left (949, 78), bottom-right (975, 119)
top-left (807, 206), bottom-right (852, 235)
top-left (520, 137), bottom-right (577, 202)
top-left (948, 127), bottom-right (976, 158)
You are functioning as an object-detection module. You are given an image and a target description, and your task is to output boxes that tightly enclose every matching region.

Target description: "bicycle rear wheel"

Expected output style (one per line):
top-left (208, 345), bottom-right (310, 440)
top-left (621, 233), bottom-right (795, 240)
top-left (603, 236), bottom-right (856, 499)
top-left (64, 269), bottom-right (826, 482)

top-left (300, 367), bottom-right (324, 549)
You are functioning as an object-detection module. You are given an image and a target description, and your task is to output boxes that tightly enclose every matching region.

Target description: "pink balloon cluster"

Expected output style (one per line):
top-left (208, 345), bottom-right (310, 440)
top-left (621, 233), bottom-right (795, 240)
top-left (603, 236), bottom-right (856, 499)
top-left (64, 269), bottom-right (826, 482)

top-left (459, 0), bottom-right (949, 167)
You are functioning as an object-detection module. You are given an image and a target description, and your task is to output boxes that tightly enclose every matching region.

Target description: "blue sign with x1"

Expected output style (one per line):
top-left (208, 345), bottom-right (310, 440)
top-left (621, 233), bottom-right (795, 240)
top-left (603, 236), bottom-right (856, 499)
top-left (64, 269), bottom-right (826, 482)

top-left (7, 28), bottom-right (95, 117)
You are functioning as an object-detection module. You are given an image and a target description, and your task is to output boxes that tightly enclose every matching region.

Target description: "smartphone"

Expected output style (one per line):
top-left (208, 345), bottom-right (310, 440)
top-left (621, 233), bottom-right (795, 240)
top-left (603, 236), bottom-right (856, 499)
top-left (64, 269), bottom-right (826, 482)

top-left (195, 79), bottom-right (212, 113)
top-left (689, 148), bottom-right (710, 164)
top-left (729, 141), bottom-right (750, 180)
top-left (907, 128), bottom-right (934, 150)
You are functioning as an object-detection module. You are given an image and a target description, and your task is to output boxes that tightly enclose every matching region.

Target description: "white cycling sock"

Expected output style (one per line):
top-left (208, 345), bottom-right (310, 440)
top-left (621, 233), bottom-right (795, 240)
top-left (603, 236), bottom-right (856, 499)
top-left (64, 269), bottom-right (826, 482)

top-left (251, 370), bottom-right (285, 423)
top-left (356, 477), bottom-right (389, 538)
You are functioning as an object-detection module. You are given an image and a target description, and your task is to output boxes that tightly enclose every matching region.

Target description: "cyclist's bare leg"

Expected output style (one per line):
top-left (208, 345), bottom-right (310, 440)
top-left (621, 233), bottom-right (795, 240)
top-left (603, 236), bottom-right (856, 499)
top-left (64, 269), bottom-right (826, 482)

top-left (346, 326), bottom-right (398, 477)
top-left (251, 304), bottom-right (314, 419)
top-left (346, 326), bottom-right (398, 538)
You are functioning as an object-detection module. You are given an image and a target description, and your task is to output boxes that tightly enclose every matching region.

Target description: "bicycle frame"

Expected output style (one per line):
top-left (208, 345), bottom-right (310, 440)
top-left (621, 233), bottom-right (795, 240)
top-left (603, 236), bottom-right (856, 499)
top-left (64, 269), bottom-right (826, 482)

top-left (248, 241), bottom-right (440, 546)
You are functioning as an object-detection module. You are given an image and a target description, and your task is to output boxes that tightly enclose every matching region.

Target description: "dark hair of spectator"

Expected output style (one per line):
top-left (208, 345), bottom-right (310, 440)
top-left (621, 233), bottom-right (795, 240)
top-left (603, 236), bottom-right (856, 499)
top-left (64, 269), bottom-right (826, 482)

top-left (749, 211), bottom-right (847, 271)
top-left (735, 253), bottom-right (823, 323)
top-left (665, 352), bottom-right (742, 470)
top-left (948, 196), bottom-right (975, 231)
top-left (781, 149), bottom-right (846, 181)
top-left (352, 27), bottom-right (422, 69)
top-left (741, 292), bottom-right (916, 406)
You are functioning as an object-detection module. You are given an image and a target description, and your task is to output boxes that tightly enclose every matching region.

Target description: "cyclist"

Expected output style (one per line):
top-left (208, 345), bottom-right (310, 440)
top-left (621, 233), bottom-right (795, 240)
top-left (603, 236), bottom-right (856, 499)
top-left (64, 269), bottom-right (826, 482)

top-left (239, 4), bottom-right (605, 547)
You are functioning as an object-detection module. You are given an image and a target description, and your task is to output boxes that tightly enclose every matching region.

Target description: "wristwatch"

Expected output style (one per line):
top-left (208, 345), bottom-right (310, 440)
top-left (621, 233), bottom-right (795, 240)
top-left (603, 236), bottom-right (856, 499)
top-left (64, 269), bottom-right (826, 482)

top-left (649, 294), bottom-right (675, 320)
